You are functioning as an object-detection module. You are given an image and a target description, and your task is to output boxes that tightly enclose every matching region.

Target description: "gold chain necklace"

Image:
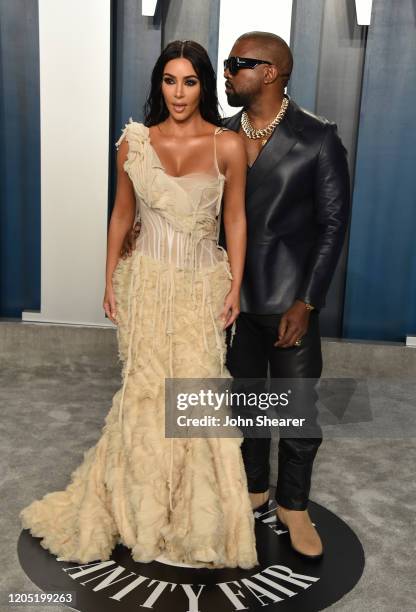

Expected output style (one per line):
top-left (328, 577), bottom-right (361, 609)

top-left (241, 96), bottom-right (289, 145)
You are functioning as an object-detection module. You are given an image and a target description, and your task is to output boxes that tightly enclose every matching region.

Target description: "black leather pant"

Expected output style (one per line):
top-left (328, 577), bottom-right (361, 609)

top-left (226, 311), bottom-right (323, 510)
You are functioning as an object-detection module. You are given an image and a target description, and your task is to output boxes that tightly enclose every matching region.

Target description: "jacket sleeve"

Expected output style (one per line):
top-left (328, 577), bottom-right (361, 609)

top-left (296, 122), bottom-right (351, 310)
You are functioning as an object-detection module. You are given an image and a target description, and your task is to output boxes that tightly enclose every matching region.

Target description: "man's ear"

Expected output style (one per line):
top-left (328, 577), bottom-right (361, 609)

top-left (263, 64), bottom-right (279, 84)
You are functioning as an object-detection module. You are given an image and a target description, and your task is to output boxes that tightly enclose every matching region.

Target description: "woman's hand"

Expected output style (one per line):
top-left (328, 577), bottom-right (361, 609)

top-left (103, 283), bottom-right (117, 324)
top-left (219, 286), bottom-right (240, 329)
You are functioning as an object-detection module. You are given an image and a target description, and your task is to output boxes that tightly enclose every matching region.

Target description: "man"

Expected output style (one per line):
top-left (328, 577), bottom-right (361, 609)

top-left (222, 31), bottom-right (350, 559)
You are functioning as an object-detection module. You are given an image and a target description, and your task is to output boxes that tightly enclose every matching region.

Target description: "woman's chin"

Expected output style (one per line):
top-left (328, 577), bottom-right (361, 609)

top-left (167, 106), bottom-right (196, 121)
top-left (171, 114), bottom-right (190, 122)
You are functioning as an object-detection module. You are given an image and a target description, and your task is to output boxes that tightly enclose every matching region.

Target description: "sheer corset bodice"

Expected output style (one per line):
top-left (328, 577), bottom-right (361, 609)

top-left (137, 206), bottom-right (223, 269)
top-left (115, 119), bottom-right (228, 270)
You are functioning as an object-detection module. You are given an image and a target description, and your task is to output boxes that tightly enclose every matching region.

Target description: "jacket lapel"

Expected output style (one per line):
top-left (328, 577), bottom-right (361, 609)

top-left (223, 100), bottom-right (301, 199)
top-left (246, 104), bottom-right (299, 199)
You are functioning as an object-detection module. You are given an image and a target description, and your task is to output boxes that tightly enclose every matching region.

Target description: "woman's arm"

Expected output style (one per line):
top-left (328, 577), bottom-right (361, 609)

top-left (217, 131), bottom-right (247, 328)
top-left (103, 139), bottom-right (135, 323)
top-left (105, 139), bottom-right (136, 286)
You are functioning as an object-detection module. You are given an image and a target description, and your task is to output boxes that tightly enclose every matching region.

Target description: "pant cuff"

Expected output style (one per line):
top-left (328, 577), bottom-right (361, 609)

top-left (247, 481), bottom-right (270, 494)
top-left (274, 490), bottom-right (309, 511)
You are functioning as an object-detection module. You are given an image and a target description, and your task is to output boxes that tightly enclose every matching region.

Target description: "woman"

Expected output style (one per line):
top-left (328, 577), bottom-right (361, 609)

top-left (20, 40), bottom-right (258, 569)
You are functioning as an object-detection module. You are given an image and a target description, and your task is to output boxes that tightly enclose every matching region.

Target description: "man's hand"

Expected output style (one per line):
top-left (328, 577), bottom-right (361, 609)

top-left (274, 300), bottom-right (311, 348)
top-left (120, 221), bottom-right (141, 259)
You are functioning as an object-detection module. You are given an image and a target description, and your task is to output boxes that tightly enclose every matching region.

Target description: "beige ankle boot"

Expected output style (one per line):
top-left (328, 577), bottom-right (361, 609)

top-left (276, 505), bottom-right (323, 559)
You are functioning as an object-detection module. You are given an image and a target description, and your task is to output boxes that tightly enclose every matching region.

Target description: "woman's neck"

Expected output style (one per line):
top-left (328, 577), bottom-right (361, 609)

top-left (161, 112), bottom-right (208, 137)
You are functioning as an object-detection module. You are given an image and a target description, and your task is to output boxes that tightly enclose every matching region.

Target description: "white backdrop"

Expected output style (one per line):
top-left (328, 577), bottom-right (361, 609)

top-left (23, 0), bottom-right (111, 327)
top-left (216, 0), bottom-right (294, 117)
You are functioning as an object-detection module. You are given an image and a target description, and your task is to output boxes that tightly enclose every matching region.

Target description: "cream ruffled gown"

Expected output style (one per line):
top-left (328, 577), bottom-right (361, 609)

top-left (20, 120), bottom-right (258, 569)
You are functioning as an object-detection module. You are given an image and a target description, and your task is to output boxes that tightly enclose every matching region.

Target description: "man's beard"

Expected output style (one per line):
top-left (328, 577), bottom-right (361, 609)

top-left (226, 89), bottom-right (253, 108)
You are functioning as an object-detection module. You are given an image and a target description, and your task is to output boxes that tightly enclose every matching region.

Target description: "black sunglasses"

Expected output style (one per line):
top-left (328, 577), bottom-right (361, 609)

top-left (224, 56), bottom-right (272, 76)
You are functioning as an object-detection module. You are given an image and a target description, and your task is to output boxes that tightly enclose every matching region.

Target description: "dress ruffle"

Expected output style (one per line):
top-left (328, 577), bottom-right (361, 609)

top-left (20, 254), bottom-right (258, 569)
top-left (115, 119), bottom-right (151, 202)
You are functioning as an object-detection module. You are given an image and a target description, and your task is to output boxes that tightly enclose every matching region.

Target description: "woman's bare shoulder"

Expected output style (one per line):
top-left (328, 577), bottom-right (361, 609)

top-left (216, 127), bottom-right (245, 155)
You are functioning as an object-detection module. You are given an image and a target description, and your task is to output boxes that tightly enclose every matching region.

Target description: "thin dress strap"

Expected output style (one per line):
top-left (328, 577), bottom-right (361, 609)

top-left (213, 126), bottom-right (227, 177)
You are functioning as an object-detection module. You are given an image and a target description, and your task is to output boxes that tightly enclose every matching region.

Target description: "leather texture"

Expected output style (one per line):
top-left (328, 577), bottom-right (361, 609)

top-left (226, 311), bottom-right (323, 510)
top-left (222, 96), bottom-right (351, 313)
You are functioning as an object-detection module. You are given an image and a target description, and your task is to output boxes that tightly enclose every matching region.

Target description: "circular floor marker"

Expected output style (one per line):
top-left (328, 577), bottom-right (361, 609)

top-left (18, 500), bottom-right (364, 612)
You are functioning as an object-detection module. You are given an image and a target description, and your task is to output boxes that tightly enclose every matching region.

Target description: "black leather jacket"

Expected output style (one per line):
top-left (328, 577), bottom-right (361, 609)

top-left (221, 97), bottom-right (351, 314)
